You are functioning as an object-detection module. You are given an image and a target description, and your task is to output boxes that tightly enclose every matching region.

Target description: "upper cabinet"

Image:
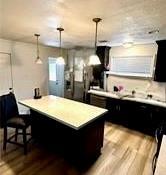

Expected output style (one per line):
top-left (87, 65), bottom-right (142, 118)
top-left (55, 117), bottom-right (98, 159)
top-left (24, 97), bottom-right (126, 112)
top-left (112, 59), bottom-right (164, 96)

top-left (93, 46), bottom-right (110, 78)
top-left (96, 46), bottom-right (110, 67)
top-left (154, 40), bottom-right (166, 82)
top-left (92, 46), bottom-right (111, 88)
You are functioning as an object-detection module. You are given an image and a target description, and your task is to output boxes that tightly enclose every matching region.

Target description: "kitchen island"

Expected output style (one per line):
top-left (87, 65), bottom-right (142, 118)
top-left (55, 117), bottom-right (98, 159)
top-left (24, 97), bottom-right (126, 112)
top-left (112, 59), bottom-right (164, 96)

top-left (19, 95), bottom-right (108, 168)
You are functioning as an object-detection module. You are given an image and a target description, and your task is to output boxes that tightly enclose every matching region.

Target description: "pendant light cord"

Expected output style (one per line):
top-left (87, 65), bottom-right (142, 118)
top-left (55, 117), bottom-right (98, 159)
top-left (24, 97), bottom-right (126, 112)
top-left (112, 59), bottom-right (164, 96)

top-left (93, 18), bottom-right (102, 54)
top-left (94, 21), bottom-right (98, 52)
top-left (59, 30), bottom-right (62, 56)
top-left (57, 27), bottom-right (64, 57)
top-left (37, 35), bottom-right (39, 58)
top-left (34, 34), bottom-right (40, 59)
top-left (34, 33), bottom-right (42, 64)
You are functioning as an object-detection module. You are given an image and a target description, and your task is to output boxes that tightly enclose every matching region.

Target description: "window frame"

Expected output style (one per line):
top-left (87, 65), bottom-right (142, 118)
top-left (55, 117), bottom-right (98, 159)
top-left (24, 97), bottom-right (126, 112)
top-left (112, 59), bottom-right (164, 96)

top-left (107, 55), bottom-right (156, 79)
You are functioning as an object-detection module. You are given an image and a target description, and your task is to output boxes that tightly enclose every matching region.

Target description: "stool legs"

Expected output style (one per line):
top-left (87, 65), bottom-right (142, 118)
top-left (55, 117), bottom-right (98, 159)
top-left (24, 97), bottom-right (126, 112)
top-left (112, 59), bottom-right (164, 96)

top-left (3, 126), bottom-right (30, 155)
top-left (15, 128), bottom-right (18, 141)
top-left (23, 128), bottom-right (27, 155)
top-left (3, 127), bottom-right (7, 150)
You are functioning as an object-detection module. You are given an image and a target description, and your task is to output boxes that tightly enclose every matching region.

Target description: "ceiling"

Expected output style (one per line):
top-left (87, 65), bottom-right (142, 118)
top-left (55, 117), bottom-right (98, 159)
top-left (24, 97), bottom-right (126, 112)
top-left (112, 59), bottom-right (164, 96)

top-left (0, 0), bottom-right (166, 48)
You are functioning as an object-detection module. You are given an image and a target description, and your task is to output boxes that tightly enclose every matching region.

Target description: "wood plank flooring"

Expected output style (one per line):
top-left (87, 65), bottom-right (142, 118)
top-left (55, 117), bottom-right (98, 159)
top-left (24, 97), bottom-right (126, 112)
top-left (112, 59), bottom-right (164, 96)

top-left (0, 122), bottom-right (156, 175)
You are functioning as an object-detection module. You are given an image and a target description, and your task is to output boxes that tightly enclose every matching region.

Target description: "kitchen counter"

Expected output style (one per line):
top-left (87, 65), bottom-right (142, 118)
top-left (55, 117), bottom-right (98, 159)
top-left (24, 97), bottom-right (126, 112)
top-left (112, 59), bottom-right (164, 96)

top-left (88, 90), bottom-right (166, 108)
top-left (19, 95), bottom-right (108, 130)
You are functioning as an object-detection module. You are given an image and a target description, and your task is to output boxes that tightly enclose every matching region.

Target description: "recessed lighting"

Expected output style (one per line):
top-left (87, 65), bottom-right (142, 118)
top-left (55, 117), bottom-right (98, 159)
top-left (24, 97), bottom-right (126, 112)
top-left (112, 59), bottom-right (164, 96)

top-left (123, 42), bottom-right (133, 48)
top-left (98, 40), bottom-right (108, 43)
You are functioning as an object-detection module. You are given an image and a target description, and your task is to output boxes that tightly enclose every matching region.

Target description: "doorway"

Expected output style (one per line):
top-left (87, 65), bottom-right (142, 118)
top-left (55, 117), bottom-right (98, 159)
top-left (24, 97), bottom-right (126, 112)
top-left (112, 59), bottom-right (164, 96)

top-left (48, 57), bottom-right (64, 97)
top-left (0, 52), bottom-right (13, 95)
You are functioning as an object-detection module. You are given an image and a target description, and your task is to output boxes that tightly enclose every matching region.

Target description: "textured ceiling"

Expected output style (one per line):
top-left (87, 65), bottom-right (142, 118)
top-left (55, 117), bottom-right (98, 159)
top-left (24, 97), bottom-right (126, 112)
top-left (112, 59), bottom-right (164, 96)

top-left (0, 0), bottom-right (166, 48)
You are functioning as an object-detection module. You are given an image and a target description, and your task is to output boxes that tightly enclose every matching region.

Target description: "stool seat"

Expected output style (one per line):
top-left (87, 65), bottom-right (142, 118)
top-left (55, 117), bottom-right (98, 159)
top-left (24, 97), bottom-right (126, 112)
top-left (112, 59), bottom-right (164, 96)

top-left (7, 115), bottom-right (31, 128)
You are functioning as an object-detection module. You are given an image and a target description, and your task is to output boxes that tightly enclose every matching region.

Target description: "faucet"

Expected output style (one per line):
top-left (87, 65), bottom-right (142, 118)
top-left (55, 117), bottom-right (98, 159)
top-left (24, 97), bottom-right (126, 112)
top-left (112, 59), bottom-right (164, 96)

top-left (113, 86), bottom-right (119, 92)
top-left (131, 90), bottom-right (136, 96)
top-left (147, 94), bottom-right (153, 99)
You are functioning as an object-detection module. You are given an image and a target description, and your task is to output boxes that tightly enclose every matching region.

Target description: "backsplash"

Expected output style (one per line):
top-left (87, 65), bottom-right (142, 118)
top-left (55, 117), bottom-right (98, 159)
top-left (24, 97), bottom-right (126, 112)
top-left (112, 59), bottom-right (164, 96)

top-left (107, 75), bottom-right (166, 101)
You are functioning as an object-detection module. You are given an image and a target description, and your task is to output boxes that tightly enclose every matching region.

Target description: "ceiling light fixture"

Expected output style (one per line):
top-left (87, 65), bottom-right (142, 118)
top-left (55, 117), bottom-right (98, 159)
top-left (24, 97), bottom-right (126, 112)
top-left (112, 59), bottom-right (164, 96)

top-left (98, 40), bottom-right (108, 43)
top-left (56, 27), bottom-right (65, 65)
top-left (88, 18), bottom-right (102, 66)
top-left (148, 29), bottom-right (159, 35)
top-left (123, 42), bottom-right (133, 48)
top-left (34, 34), bottom-right (42, 64)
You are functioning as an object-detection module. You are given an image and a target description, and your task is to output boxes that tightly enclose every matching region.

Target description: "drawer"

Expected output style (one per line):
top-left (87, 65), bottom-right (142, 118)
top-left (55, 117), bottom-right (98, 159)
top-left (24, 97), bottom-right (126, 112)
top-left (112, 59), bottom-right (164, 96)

top-left (90, 94), bottom-right (107, 108)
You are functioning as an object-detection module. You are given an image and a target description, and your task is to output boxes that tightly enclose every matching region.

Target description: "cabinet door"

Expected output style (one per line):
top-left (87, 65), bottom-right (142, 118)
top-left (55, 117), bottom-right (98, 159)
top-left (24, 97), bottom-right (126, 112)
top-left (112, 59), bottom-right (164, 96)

top-left (106, 98), bottom-right (122, 123)
top-left (93, 46), bottom-right (111, 88)
top-left (154, 40), bottom-right (166, 82)
top-left (152, 107), bottom-right (166, 132)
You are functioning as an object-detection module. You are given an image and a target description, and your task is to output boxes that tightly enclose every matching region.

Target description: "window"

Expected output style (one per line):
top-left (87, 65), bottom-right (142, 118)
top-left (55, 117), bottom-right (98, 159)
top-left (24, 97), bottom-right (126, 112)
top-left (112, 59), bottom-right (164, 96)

top-left (49, 62), bottom-right (57, 81)
top-left (109, 55), bottom-right (155, 78)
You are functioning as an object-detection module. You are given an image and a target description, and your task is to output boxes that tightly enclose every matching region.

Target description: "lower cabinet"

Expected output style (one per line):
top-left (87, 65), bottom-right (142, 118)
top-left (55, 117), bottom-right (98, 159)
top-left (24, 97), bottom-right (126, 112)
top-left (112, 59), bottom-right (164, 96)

top-left (106, 98), bottom-right (122, 124)
top-left (90, 94), bottom-right (107, 108)
top-left (90, 94), bottom-right (166, 136)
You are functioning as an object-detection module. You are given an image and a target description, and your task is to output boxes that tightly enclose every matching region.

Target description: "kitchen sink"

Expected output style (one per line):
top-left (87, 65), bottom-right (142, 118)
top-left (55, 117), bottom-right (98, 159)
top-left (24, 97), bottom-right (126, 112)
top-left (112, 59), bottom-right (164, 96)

top-left (119, 94), bottom-right (135, 99)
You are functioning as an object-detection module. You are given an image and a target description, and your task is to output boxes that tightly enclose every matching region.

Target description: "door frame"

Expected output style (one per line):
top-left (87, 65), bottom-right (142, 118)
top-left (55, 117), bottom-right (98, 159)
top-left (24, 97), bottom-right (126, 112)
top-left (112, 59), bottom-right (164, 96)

top-left (0, 52), bottom-right (13, 91)
top-left (48, 57), bottom-right (65, 97)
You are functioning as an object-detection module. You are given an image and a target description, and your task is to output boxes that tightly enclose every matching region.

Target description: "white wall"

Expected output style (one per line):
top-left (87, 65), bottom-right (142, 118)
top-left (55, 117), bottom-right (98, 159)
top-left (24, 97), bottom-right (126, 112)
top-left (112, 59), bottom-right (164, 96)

top-left (0, 38), bottom-right (66, 113)
top-left (109, 43), bottom-right (157, 57)
top-left (107, 43), bottom-right (166, 101)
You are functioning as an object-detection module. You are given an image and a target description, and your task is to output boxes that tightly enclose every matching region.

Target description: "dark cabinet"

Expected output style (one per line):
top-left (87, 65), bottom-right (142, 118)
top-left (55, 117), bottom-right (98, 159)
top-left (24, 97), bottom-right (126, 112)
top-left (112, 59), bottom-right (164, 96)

top-left (154, 40), bottom-right (166, 82)
top-left (90, 94), bottom-right (107, 108)
top-left (0, 96), bottom-right (5, 128)
top-left (92, 46), bottom-right (111, 88)
top-left (90, 93), bottom-right (165, 136)
top-left (96, 46), bottom-right (110, 66)
top-left (106, 97), bottom-right (122, 123)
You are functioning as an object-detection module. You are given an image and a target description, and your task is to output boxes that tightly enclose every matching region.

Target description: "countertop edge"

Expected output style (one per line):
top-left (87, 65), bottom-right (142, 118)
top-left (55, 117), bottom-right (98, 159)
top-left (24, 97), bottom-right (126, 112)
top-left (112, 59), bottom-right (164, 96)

top-left (88, 90), bottom-right (166, 108)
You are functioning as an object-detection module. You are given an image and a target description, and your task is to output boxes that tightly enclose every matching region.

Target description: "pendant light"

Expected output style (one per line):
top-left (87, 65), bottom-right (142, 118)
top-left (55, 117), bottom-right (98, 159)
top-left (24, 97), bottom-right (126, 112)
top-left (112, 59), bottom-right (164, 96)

top-left (56, 27), bottom-right (65, 65)
top-left (34, 34), bottom-right (42, 64)
top-left (88, 18), bottom-right (102, 66)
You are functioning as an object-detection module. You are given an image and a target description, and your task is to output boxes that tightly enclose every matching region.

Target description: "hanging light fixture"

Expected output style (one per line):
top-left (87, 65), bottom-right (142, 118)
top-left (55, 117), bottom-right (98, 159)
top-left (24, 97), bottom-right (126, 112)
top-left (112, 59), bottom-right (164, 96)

top-left (88, 18), bottom-right (102, 66)
top-left (34, 34), bottom-right (42, 64)
top-left (56, 27), bottom-right (65, 65)
top-left (123, 41), bottom-right (133, 48)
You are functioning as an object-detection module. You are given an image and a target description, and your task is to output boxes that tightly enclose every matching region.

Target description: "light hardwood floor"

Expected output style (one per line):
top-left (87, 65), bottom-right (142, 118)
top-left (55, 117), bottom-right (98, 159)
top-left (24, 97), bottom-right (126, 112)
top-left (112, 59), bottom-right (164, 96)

top-left (0, 122), bottom-right (156, 175)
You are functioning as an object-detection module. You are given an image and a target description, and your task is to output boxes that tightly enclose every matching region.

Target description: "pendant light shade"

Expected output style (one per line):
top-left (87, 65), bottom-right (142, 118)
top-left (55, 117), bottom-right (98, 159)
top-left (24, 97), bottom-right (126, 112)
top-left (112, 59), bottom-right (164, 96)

top-left (57, 27), bottom-right (65, 65)
top-left (88, 18), bottom-right (102, 66)
top-left (88, 55), bottom-right (101, 65)
top-left (56, 56), bottom-right (65, 64)
top-left (34, 34), bottom-right (42, 64)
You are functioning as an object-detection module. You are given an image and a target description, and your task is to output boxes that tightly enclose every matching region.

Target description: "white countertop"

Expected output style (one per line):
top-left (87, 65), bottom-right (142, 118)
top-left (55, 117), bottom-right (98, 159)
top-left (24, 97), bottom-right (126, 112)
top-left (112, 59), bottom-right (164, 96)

top-left (88, 90), bottom-right (166, 108)
top-left (19, 95), bottom-right (108, 130)
top-left (155, 135), bottom-right (166, 175)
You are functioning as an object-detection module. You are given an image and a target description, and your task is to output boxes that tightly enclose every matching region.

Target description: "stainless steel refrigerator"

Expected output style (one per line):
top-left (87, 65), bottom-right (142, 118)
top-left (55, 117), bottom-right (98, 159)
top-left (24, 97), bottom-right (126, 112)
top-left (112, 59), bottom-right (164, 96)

top-left (64, 48), bottom-right (93, 102)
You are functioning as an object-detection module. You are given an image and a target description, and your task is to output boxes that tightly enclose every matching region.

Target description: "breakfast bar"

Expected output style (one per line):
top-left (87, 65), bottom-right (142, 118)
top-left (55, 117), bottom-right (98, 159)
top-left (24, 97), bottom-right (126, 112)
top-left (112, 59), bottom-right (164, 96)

top-left (19, 95), bottom-right (108, 167)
